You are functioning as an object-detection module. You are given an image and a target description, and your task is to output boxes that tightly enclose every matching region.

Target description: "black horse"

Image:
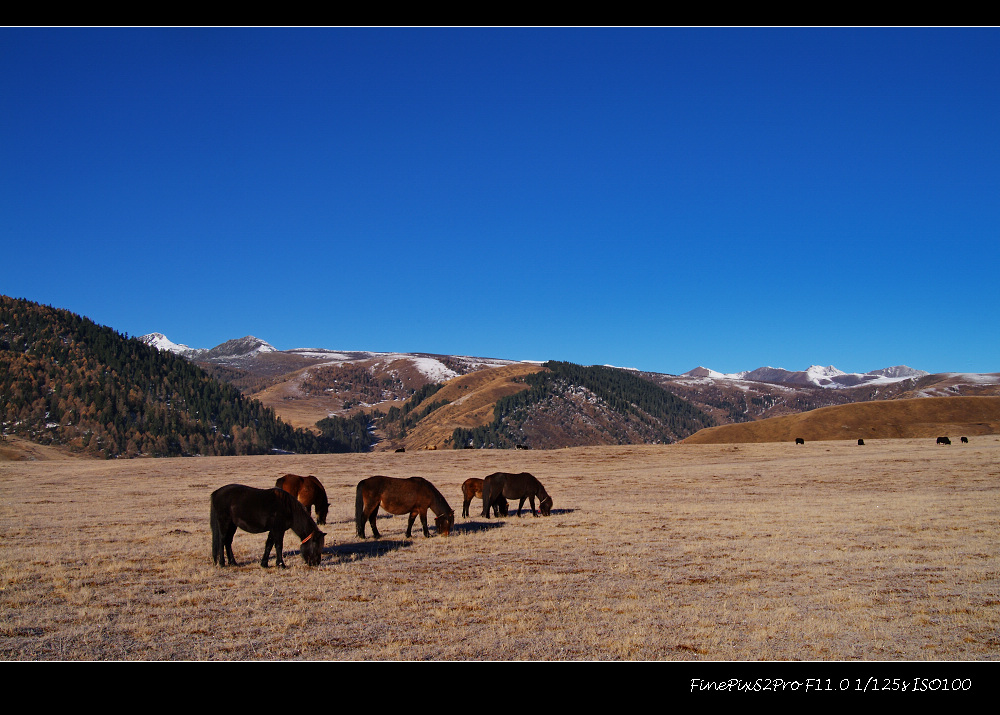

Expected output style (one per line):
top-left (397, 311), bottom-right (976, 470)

top-left (481, 472), bottom-right (553, 518)
top-left (210, 484), bottom-right (325, 568)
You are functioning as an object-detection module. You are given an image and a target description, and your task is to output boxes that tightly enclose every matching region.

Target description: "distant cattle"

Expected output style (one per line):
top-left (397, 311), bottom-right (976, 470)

top-left (937, 436), bottom-right (951, 445)
top-left (795, 438), bottom-right (805, 445)
top-left (515, 444), bottom-right (532, 450)
top-left (394, 447), bottom-right (405, 453)
top-left (858, 439), bottom-right (865, 446)
top-left (961, 436), bottom-right (969, 444)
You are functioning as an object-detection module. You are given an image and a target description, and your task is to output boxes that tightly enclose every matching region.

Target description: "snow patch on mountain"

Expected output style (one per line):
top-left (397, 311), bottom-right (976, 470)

top-left (682, 364), bottom-right (930, 389)
top-left (139, 333), bottom-right (205, 358)
top-left (410, 357), bottom-right (459, 383)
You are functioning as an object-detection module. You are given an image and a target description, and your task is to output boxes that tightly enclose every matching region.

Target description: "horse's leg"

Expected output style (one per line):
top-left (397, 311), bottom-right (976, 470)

top-left (262, 533), bottom-right (274, 568)
top-left (462, 498), bottom-right (471, 518)
top-left (529, 495), bottom-right (537, 516)
top-left (224, 524), bottom-right (237, 566)
top-left (273, 530), bottom-right (286, 568)
top-left (419, 510), bottom-right (430, 538)
top-left (406, 511), bottom-right (417, 538)
top-left (368, 511), bottom-right (381, 539)
top-left (517, 497), bottom-right (527, 516)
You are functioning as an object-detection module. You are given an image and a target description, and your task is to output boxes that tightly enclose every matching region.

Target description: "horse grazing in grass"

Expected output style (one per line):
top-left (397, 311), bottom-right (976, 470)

top-left (355, 476), bottom-right (455, 539)
top-left (481, 472), bottom-right (553, 518)
top-left (210, 484), bottom-right (325, 568)
top-left (275, 473), bottom-right (330, 525)
top-left (461, 477), bottom-right (508, 518)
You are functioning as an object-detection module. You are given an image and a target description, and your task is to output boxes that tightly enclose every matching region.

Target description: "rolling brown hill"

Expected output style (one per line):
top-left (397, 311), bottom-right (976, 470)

top-left (682, 395), bottom-right (1000, 444)
top-left (395, 362), bottom-right (545, 451)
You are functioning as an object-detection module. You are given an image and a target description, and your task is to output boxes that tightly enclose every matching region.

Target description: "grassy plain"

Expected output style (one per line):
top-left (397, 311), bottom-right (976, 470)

top-left (1, 438), bottom-right (998, 661)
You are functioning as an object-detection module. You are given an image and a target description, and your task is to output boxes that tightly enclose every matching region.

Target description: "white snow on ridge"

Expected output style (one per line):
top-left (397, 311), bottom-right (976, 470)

top-left (139, 333), bottom-right (203, 357)
top-left (681, 364), bottom-right (931, 389)
top-left (410, 357), bottom-right (459, 383)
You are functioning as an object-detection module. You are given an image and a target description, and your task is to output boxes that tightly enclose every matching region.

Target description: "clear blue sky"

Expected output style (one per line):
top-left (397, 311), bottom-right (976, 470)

top-left (2, 28), bottom-right (997, 375)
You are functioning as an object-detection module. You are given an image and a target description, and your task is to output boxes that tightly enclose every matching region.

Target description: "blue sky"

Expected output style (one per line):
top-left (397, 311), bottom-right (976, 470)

top-left (2, 28), bottom-right (997, 375)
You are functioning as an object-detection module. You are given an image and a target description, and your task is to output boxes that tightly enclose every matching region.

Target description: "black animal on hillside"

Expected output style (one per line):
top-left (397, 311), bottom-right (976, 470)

top-left (461, 477), bottom-right (508, 518)
top-left (937, 436), bottom-right (952, 445)
top-left (481, 472), bottom-right (553, 518)
top-left (795, 437), bottom-right (805, 445)
top-left (961, 436), bottom-right (969, 444)
top-left (275, 473), bottom-right (330, 525)
top-left (355, 476), bottom-right (455, 539)
top-left (210, 484), bottom-right (325, 568)
top-left (858, 439), bottom-right (865, 446)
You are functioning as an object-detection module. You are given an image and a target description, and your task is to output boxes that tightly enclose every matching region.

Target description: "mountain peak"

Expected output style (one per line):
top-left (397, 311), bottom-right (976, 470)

top-left (203, 336), bottom-right (276, 358)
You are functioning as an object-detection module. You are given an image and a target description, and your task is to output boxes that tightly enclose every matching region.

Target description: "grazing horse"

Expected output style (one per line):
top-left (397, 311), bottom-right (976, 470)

top-left (461, 477), bottom-right (508, 518)
top-left (795, 437), bottom-right (805, 445)
top-left (210, 484), bottom-right (325, 568)
top-left (275, 473), bottom-right (330, 525)
top-left (355, 476), bottom-right (455, 539)
top-left (481, 472), bottom-right (553, 518)
top-left (937, 436), bottom-right (952, 445)
top-left (961, 436), bottom-right (969, 444)
top-left (858, 439), bottom-right (865, 446)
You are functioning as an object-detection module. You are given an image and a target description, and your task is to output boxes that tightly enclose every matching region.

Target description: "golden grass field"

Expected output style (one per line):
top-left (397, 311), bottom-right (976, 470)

top-left (1, 436), bottom-right (998, 661)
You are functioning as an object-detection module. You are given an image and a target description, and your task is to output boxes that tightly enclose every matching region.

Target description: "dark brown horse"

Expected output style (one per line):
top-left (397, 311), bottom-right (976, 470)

top-left (481, 472), bottom-right (553, 518)
top-left (355, 476), bottom-right (455, 539)
top-left (210, 484), bottom-right (325, 568)
top-left (275, 473), bottom-right (330, 525)
top-left (461, 477), bottom-right (508, 518)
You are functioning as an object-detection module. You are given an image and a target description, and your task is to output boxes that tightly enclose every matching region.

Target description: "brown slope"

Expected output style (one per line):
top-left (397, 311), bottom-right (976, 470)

top-left (400, 363), bottom-right (546, 451)
top-left (682, 396), bottom-right (1000, 444)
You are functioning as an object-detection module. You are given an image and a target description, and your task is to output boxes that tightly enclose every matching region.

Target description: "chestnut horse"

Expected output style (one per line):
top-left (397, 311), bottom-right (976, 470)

top-left (481, 472), bottom-right (553, 518)
top-left (275, 473), bottom-right (330, 525)
top-left (355, 476), bottom-right (455, 539)
top-left (461, 477), bottom-right (508, 518)
top-left (210, 484), bottom-right (325, 568)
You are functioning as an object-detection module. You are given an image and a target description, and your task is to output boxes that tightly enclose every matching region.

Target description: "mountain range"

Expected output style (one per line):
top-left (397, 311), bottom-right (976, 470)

top-left (139, 332), bottom-right (1000, 450)
top-left (5, 295), bottom-right (996, 461)
top-left (140, 332), bottom-right (929, 392)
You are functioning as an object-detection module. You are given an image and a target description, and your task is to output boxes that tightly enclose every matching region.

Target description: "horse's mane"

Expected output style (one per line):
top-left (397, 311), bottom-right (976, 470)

top-left (280, 490), bottom-right (318, 539)
top-left (410, 476), bottom-right (453, 516)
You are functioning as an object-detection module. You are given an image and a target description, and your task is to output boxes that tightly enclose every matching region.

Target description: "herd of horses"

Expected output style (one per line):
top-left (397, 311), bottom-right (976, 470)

top-left (210, 471), bottom-right (553, 569)
top-left (794, 436), bottom-right (971, 446)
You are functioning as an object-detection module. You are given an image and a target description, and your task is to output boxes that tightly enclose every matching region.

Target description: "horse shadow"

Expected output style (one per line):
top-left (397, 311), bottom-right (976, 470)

top-left (452, 520), bottom-right (505, 535)
top-left (323, 539), bottom-right (413, 562)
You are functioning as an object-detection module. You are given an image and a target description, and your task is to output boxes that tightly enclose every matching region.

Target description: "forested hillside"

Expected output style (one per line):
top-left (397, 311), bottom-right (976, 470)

top-left (452, 361), bottom-right (716, 449)
top-left (0, 296), bottom-right (346, 458)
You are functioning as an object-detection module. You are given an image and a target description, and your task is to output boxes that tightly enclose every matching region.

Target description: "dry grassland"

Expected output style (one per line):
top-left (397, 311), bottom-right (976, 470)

top-left (1, 438), bottom-right (999, 661)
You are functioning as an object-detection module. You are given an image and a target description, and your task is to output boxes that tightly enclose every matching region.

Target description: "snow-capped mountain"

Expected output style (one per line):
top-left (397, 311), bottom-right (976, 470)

top-left (138, 333), bottom-right (206, 359)
top-left (139, 333), bottom-right (277, 360)
top-left (681, 364), bottom-right (929, 389)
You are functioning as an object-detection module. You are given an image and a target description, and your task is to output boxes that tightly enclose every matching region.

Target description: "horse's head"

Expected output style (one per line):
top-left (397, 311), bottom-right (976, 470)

top-left (539, 495), bottom-right (553, 516)
top-left (435, 511), bottom-right (455, 537)
top-left (300, 530), bottom-right (326, 566)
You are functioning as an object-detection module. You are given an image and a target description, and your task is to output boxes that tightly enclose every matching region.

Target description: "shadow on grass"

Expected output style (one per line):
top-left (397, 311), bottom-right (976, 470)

top-left (452, 520), bottom-right (505, 535)
top-left (323, 539), bottom-right (413, 562)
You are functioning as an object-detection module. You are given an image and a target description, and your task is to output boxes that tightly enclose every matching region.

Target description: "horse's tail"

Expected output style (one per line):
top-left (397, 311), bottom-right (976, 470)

top-left (314, 479), bottom-right (330, 524)
top-left (209, 497), bottom-right (222, 565)
top-left (355, 481), bottom-right (367, 538)
top-left (480, 479), bottom-right (493, 518)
